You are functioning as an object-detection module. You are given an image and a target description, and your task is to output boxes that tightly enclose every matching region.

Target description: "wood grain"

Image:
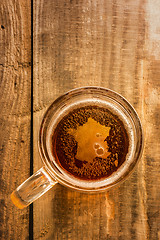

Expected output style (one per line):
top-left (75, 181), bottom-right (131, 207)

top-left (0, 1), bottom-right (31, 239)
top-left (33, 0), bottom-right (160, 239)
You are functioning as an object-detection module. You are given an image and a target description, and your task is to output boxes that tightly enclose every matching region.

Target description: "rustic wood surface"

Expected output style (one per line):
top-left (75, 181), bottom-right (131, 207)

top-left (1, 0), bottom-right (160, 239)
top-left (0, 0), bottom-right (31, 239)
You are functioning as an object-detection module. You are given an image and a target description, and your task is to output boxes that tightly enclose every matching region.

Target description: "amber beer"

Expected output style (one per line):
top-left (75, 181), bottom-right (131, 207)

top-left (52, 105), bottom-right (129, 180)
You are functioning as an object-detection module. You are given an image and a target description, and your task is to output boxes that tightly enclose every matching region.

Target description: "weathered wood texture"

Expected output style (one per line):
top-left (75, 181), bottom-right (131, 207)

top-left (33, 0), bottom-right (160, 239)
top-left (0, 1), bottom-right (31, 239)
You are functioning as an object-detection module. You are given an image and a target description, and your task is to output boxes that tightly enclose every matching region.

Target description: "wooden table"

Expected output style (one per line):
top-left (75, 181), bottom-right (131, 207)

top-left (1, 0), bottom-right (160, 239)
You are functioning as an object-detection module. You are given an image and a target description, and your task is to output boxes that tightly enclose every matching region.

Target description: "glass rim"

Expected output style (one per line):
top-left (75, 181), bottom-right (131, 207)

top-left (38, 86), bottom-right (144, 192)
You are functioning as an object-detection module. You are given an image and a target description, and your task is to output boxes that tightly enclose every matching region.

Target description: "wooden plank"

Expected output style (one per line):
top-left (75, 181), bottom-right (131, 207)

top-left (33, 0), bottom-right (160, 239)
top-left (141, 2), bottom-right (160, 239)
top-left (0, 0), bottom-right (31, 239)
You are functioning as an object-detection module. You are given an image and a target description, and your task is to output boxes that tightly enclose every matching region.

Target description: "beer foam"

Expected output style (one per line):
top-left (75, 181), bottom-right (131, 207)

top-left (46, 98), bottom-right (135, 188)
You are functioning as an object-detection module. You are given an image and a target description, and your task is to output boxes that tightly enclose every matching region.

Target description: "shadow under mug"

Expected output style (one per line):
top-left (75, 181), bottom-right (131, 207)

top-left (11, 87), bottom-right (143, 209)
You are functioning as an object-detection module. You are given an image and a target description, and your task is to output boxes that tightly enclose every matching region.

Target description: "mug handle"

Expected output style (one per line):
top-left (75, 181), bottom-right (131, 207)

top-left (11, 167), bottom-right (57, 209)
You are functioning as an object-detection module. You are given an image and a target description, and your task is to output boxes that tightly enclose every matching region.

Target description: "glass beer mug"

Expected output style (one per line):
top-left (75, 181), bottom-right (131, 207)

top-left (11, 87), bottom-right (143, 209)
